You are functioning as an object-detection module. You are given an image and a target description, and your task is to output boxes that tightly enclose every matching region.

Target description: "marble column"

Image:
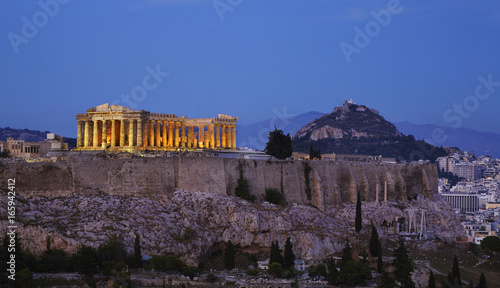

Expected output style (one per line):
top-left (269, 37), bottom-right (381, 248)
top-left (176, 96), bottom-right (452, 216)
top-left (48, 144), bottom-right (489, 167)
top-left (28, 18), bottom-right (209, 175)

top-left (216, 125), bottom-right (221, 148)
top-left (77, 121), bottom-right (83, 148)
top-left (226, 125), bottom-right (233, 148)
top-left (137, 120), bottom-right (143, 147)
top-left (93, 120), bottom-right (99, 147)
top-left (111, 120), bottom-right (116, 147)
top-left (168, 121), bottom-right (173, 147)
top-left (155, 120), bottom-right (161, 147)
top-left (101, 120), bottom-right (107, 149)
top-left (199, 126), bottom-right (204, 148)
top-left (221, 125), bottom-right (226, 148)
top-left (181, 122), bottom-right (186, 148)
top-left (231, 125), bottom-right (236, 148)
top-left (174, 122), bottom-right (179, 147)
top-left (149, 120), bottom-right (154, 147)
top-left (210, 125), bottom-right (215, 149)
top-left (120, 120), bottom-right (125, 147)
top-left (162, 121), bottom-right (167, 147)
top-left (187, 127), bottom-right (192, 148)
top-left (204, 126), bottom-right (209, 148)
top-left (129, 120), bottom-right (135, 147)
top-left (190, 126), bottom-right (195, 148)
top-left (84, 121), bottom-right (90, 147)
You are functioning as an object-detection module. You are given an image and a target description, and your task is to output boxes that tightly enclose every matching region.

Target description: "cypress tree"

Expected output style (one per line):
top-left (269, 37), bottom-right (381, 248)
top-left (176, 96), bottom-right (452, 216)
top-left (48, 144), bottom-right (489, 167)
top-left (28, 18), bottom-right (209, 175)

top-left (341, 239), bottom-right (353, 266)
top-left (377, 247), bottom-right (383, 273)
top-left (428, 271), bottom-right (436, 288)
top-left (477, 273), bottom-right (487, 288)
top-left (355, 191), bottom-right (362, 232)
top-left (133, 233), bottom-right (142, 268)
top-left (224, 241), bottom-right (235, 270)
top-left (283, 237), bottom-right (295, 270)
top-left (270, 241), bottom-right (283, 265)
top-left (451, 255), bottom-right (461, 286)
top-left (369, 226), bottom-right (381, 257)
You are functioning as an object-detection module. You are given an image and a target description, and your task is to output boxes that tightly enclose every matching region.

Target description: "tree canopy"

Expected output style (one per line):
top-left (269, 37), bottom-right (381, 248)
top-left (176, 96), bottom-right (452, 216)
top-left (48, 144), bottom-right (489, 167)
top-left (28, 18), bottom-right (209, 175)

top-left (265, 127), bottom-right (292, 160)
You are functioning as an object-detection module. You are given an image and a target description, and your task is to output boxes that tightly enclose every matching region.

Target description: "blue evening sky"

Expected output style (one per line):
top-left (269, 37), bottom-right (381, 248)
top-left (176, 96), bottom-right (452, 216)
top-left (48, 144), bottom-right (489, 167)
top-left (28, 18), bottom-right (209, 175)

top-left (1, 0), bottom-right (499, 137)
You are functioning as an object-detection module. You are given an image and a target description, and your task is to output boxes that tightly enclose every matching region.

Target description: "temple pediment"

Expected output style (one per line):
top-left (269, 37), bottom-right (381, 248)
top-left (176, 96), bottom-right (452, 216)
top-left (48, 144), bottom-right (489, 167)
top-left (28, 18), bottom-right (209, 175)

top-left (88, 103), bottom-right (134, 113)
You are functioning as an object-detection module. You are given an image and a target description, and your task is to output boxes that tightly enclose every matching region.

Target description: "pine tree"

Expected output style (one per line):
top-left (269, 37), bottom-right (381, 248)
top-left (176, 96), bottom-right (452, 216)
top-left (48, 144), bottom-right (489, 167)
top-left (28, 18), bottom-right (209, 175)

top-left (428, 271), bottom-right (436, 288)
top-left (133, 233), bottom-right (142, 268)
top-left (283, 237), bottom-right (295, 270)
top-left (224, 241), bottom-right (235, 270)
top-left (265, 127), bottom-right (292, 160)
top-left (377, 271), bottom-right (396, 288)
top-left (355, 191), bottom-right (362, 232)
top-left (477, 273), bottom-right (487, 288)
top-left (392, 239), bottom-right (414, 288)
top-left (369, 225), bottom-right (381, 257)
top-left (450, 255), bottom-right (461, 286)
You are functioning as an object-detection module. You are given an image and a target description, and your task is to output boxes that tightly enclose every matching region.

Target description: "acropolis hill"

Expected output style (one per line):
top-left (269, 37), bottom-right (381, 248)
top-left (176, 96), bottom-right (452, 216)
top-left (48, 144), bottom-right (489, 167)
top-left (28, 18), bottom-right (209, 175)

top-left (0, 103), bottom-right (466, 278)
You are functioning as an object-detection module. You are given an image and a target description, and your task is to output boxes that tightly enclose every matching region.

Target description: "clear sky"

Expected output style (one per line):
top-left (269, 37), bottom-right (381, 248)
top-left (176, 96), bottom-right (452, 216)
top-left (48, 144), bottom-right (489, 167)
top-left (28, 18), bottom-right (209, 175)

top-left (1, 0), bottom-right (499, 137)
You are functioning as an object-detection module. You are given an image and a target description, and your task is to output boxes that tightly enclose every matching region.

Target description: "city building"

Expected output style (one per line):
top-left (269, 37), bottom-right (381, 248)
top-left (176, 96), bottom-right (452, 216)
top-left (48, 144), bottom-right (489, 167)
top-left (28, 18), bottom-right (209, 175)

top-left (75, 103), bottom-right (238, 152)
top-left (441, 192), bottom-right (480, 212)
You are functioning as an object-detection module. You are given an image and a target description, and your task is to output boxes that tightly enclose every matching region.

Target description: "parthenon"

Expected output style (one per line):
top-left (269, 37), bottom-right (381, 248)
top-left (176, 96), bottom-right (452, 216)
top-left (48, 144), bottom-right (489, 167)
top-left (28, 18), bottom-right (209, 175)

top-left (74, 103), bottom-right (238, 151)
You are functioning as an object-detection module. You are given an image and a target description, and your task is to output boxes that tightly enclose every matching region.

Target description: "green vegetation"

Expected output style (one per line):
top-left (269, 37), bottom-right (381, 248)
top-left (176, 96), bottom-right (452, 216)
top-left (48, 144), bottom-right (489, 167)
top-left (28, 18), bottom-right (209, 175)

top-left (270, 241), bottom-right (283, 266)
top-left (133, 233), bottom-right (142, 268)
top-left (265, 188), bottom-right (286, 206)
top-left (480, 236), bottom-right (500, 256)
top-left (369, 226), bottom-right (381, 257)
top-left (293, 134), bottom-right (447, 162)
top-left (0, 150), bottom-right (11, 158)
top-left (265, 127), bottom-right (292, 160)
top-left (439, 170), bottom-right (465, 186)
top-left (428, 271), bottom-right (436, 288)
top-left (309, 144), bottom-right (321, 160)
top-left (235, 163), bottom-right (256, 201)
top-left (392, 239), bottom-right (414, 288)
top-left (283, 237), bottom-right (295, 270)
top-left (308, 264), bottom-right (327, 278)
top-left (245, 268), bottom-right (259, 276)
top-left (174, 226), bottom-right (197, 242)
top-left (268, 262), bottom-right (284, 278)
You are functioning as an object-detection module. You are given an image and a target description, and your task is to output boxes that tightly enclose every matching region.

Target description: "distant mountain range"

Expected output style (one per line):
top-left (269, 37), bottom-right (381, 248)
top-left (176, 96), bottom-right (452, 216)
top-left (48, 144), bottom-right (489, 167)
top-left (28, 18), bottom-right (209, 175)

top-left (394, 122), bottom-right (500, 158)
top-left (236, 111), bottom-right (323, 150)
top-left (237, 110), bottom-right (500, 158)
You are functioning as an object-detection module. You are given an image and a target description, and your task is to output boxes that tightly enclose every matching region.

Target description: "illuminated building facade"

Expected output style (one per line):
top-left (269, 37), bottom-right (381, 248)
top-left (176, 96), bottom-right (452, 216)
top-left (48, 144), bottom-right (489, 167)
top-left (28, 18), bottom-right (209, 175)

top-left (75, 103), bottom-right (237, 151)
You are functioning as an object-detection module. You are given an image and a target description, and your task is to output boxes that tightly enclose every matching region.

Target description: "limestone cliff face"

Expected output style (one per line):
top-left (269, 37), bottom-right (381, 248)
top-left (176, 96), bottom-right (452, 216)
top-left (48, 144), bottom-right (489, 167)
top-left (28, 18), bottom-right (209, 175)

top-left (0, 190), bottom-right (464, 265)
top-left (0, 157), bottom-right (437, 211)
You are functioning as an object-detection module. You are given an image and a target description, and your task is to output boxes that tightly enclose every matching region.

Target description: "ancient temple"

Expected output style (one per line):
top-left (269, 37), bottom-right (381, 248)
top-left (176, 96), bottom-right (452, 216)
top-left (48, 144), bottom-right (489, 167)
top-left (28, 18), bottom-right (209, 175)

top-left (74, 103), bottom-right (238, 151)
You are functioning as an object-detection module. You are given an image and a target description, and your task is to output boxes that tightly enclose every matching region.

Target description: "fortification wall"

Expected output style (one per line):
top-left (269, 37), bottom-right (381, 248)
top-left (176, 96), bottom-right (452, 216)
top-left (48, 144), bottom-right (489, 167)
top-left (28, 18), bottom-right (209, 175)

top-left (0, 157), bottom-right (437, 209)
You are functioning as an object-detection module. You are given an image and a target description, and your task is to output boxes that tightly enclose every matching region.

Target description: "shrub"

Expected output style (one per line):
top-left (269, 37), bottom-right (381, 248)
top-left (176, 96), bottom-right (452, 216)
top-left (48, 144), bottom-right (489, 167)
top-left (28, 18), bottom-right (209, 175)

top-left (265, 188), bottom-right (285, 206)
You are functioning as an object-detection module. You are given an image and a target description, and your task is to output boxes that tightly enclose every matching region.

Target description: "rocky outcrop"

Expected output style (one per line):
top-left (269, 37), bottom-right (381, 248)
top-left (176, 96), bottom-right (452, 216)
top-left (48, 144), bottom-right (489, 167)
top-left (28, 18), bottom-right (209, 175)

top-left (294, 101), bottom-right (401, 141)
top-left (0, 190), bottom-right (465, 265)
